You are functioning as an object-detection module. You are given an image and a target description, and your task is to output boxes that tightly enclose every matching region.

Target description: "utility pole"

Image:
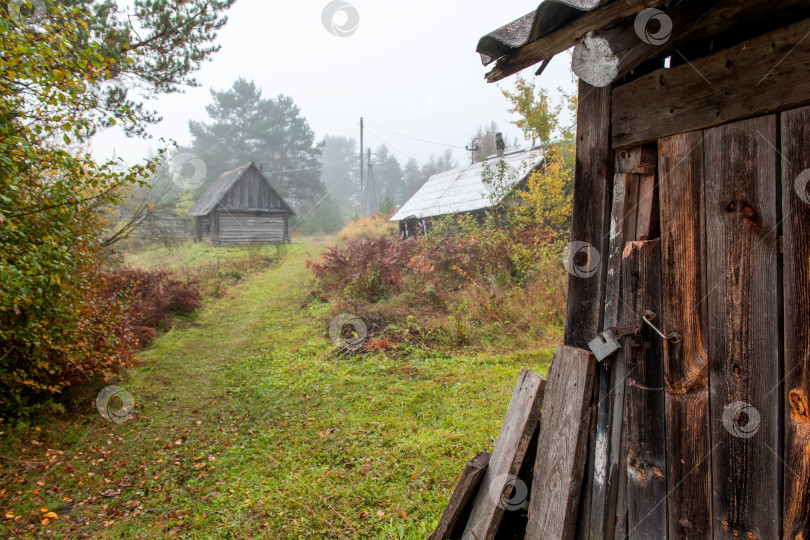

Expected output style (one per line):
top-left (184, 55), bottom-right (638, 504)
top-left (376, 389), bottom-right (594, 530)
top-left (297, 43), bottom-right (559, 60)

top-left (367, 148), bottom-right (378, 214)
top-left (359, 117), bottom-right (364, 217)
top-left (466, 138), bottom-right (480, 164)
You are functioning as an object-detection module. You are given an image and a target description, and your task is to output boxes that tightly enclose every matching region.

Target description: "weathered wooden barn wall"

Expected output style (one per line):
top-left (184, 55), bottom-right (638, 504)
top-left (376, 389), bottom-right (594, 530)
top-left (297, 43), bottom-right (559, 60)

top-left (217, 212), bottom-right (287, 244)
top-left (430, 3), bottom-right (810, 538)
top-left (190, 162), bottom-right (294, 245)
top-left (564, 17), bottom-right (810, 540)
top-left (559, 16), bottom-right (810, 540)
top-left (218, 166), bottom-right (284, 210)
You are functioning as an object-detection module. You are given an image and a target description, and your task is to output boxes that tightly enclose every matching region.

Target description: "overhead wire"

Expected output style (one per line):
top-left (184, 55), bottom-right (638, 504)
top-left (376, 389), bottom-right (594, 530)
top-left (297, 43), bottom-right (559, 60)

top-left (363, 121), bottom-right (466, 150)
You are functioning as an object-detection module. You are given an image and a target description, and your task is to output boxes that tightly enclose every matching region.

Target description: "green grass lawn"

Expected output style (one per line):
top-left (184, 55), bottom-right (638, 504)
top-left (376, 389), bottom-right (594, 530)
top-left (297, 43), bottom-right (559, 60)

top-left (0, 238), bottom-right (553, 539)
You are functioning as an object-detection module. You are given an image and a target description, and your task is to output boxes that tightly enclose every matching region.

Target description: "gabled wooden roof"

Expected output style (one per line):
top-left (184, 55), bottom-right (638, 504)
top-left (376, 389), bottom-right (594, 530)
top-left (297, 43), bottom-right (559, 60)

top-left (188, 162), bottom-right (295, 217)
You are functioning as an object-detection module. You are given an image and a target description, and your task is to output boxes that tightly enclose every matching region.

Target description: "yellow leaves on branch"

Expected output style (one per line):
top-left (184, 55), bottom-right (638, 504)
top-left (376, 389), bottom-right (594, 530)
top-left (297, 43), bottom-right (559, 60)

top-left (520, 145), bottom-right (573, 240)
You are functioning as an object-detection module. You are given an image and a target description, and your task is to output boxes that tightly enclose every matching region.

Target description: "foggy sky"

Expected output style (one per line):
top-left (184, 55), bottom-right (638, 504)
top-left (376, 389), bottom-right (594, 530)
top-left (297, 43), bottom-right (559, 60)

top-left (93, 0), bottom-right (577, 169)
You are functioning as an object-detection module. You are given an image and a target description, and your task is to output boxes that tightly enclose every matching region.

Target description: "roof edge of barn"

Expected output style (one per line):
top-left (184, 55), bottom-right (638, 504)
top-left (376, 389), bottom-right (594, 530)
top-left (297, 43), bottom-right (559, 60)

top-left (188, 162), bottom-right (296, 217)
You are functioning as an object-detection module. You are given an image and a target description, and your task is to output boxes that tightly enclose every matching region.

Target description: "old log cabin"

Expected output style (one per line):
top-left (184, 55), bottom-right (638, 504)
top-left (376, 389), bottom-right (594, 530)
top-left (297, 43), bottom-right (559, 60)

top-left (429, 1), bottom-right (810, 539)
top-left (189, 162), bottom-right (294, 245)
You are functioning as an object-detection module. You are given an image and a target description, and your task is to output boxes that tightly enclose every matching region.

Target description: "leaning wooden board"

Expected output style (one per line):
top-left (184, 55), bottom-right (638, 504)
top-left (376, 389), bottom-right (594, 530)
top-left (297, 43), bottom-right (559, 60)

top-left (705, 115), bottom-right (780, 539)
top-left (462, 369), bottom-right (546, 540)
top-left (428, 452), bottom-right (491, 540)
top-left (781, 106), bottom-right (810, 539)
top-left (526, 345), bottom-right (596, 539)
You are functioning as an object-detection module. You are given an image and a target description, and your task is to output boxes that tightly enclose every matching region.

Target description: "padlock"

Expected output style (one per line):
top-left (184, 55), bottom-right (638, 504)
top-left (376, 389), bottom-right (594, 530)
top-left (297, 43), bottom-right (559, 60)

top-left (588, 329), bottom-right (622, 362)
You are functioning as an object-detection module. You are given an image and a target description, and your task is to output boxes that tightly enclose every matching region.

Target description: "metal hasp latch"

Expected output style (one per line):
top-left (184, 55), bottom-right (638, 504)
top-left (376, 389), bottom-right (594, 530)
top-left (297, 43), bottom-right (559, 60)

top-left (588, 310), bottom-right (683, 362)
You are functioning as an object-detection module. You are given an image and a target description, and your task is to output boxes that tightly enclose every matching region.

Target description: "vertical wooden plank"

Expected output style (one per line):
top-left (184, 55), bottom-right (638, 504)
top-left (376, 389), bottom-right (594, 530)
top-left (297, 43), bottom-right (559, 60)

top-left (781, 105), bottom-right (810, 540)
top-left (588, 171), bottom-right (636, 540)
top-left (566, 80), bottom-right (612, 540)
top-left (564, 81), bottom-right (614, 348)
top-left (622, 239), bottom-right (667, 539)
top-left (635, 175), bottom-right (656, 240)
top-left (705, 115), bottom-right (780, 540)
top-left (462, 369), bottom-right (546, 540)
top-left (527, 345), bottom-right (596, 539)
top-left (658, 130), bottom-right (713, 539)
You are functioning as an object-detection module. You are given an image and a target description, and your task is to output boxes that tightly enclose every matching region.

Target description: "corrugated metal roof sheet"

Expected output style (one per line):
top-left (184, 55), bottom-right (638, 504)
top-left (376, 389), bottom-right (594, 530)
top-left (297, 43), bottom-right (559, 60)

top-left (390, 148), bottom-right (543, 222)
top-left (476, 0), bottom-right (610, 66)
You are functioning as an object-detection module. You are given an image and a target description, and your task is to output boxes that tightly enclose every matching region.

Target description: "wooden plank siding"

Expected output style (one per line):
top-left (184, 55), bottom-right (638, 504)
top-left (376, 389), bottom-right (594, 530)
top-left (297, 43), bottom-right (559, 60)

top-left (612, 18), bottom-right (810, 148)
top-left (564, 80), bottom-right (614, 349)
top-left (658, 131), bottom-right (713, 539)
top-left (622, 239), bottom-right (667, 539)
top-left (219, 166), bottom-right (285, 210)
top-left (780, 105), bottom-right (810, 540)
top-left (216, 212), bottom-right (287, 244)
top-left (705, 115), bottom-right (781, 540)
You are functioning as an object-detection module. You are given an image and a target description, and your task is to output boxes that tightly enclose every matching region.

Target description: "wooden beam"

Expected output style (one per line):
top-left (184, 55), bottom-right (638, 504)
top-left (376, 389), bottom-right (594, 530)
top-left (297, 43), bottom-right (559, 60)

top-left (566, 80), bottom-right (612, 540)
top-left (622, 239), bottom-right (667, 539)
top-left (526, 345), bottom-right (596, 539)
top-left (428, 452), bottom-right (491, 540)
top-left (563, 80), bottom-right (613, 349)
top-left (462, 369), bottom-right (546, 540)
top-left (780, 106), bottom-right (810, 540)
top-left (612, 17), bottom-right (810, 148)
top-left (485, 0), bottom-right (675, 83)
top-left (658, 130), bottom-right (712, 538)
top-left (705, 115), bottom-right (780, 540)
top-left (572, 0), bottom-right (718, 87)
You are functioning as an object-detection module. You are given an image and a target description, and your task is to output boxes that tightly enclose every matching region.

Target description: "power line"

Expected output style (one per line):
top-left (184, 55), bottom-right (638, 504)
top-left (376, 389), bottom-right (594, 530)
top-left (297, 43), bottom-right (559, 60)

top-left (363, 121), bottom-right (466, 150)
top-left (363, 127), bottom-right (424, 174)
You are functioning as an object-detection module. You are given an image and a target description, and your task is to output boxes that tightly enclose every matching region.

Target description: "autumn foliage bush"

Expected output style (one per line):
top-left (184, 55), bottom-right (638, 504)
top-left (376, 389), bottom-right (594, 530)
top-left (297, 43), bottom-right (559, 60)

top-left (307, 146), bottom-right (573, 352)
top-left (100, 270), bottom-right (202, 347)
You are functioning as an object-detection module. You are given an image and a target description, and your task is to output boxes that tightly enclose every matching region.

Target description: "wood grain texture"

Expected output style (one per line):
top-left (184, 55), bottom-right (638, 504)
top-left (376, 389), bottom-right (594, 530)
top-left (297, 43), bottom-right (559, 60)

top-left (216, 212), bottom-right (286, 243)
top-left (705, 115), bottom-right (780, 539)
top-left (781, 106), bottom-right (810, 540)
top-left (564, 80), bottom-right (613, 349)
top-left (622, 239), bottom-right (667, 539)
top-left (635, 175), bottom-right (656, 241)
top-left (658, 130), bottom-right (713, 539)
top-left (527, 345), bottom-right (596, 540)
top-left (566, 80), bottom-right (612, 540)
top-left (428, 452), bottom-right (491, 540)
top-left (462, 369), bottom-right (546, 540)
top-left (588, 168), bottom-right (638, 540)
top-left (612, 18), bottom-right (810, 148)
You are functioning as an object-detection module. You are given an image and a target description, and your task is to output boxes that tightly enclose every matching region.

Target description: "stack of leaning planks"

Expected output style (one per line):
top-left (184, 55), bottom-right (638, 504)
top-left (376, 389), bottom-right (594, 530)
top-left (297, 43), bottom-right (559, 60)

top-left (429, 346), bottom-right (596, 540)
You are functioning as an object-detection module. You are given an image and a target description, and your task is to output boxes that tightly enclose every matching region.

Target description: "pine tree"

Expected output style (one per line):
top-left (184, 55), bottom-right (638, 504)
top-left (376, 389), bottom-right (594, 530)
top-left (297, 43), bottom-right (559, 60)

top-left (187, 78), bottom-right (326, 213)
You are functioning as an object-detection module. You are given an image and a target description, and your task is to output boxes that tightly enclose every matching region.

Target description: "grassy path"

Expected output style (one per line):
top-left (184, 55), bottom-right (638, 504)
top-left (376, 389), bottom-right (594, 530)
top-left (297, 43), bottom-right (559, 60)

top-left (0, 239), bottom-right (553, 539)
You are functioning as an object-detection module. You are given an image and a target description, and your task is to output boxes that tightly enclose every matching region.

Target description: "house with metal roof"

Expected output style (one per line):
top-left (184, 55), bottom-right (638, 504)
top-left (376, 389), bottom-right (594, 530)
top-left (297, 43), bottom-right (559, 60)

top-left (389, 147), bottom-right (543, 238)
top-left (188, 162), bottom-right (295, 245)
